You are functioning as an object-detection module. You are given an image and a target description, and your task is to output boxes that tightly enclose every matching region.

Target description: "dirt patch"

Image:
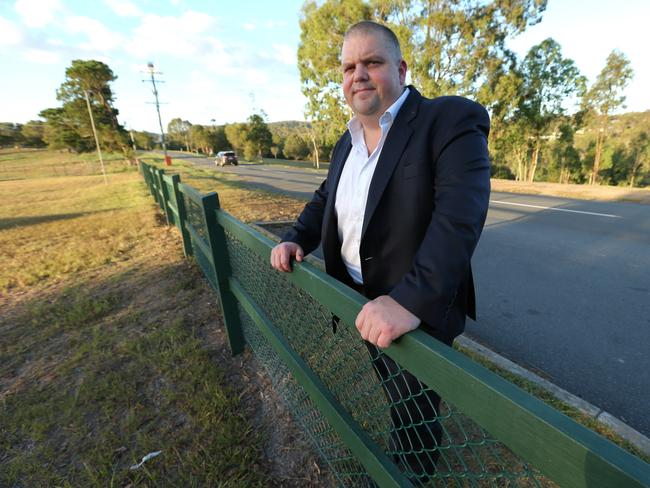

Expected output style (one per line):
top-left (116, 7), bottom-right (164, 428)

top-left (491, 179), bottom-right (650, 204)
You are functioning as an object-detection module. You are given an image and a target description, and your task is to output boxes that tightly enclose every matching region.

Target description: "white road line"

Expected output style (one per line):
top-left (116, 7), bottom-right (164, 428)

top-left (490, 200), bottom-right (621, 218)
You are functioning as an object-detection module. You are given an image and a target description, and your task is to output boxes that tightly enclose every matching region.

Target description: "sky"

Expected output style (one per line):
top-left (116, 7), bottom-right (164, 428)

top-left (1, 0), bottom-right (648, 133)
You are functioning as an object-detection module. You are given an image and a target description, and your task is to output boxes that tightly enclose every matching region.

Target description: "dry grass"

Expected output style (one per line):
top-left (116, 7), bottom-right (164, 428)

top-left (0, 149), bottom-right (326, 486)
top-left (139, 153), bottom-right (306, 224)
top-left (491, 178), bottom-right (650, 204)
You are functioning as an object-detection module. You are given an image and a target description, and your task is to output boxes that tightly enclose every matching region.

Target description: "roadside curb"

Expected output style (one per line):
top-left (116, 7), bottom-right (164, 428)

top-left (456, 334), bottom-right (650, 456)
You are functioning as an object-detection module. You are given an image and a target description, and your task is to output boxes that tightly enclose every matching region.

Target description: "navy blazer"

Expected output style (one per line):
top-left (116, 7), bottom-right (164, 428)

top-left (283, 87), bottom-right (490, 341)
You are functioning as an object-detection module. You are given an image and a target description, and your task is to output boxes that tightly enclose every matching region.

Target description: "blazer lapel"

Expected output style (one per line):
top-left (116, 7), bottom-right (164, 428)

top-left (361, 88), bottom-right (420, 240)
top-left (324, 132), bottom-right (352, 223)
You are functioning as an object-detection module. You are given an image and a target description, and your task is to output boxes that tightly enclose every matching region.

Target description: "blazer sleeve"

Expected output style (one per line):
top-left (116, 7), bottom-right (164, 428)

top-left (389, 98), bottom-right (491, 329)
top-left (281, 178), bottom-right (328, 255)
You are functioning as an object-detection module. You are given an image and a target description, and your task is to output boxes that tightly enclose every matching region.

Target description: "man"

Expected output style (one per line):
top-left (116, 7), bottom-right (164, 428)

top-left (270, 21), bottom-right (490, 480)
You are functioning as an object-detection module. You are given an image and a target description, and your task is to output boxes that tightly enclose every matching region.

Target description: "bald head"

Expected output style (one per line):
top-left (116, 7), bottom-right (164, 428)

top-left (344, 21), bottom-right (402, 63)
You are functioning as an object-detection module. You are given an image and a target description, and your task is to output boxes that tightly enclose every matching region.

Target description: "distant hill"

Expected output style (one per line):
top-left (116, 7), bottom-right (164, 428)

top-left (577, 110), bottom-right (650, 146)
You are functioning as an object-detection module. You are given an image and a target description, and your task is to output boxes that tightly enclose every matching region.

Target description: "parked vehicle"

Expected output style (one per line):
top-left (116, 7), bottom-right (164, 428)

top-left (215, 151), bottom-right (238, 166)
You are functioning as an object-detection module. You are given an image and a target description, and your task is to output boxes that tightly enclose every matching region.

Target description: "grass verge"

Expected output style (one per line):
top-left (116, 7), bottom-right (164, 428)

top-left (0, 150), bottom-right (272, 486)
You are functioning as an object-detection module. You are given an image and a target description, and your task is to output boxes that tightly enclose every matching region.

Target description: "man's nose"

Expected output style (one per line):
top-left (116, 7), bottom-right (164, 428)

top-left (353, 64), bottom-right (368, 81)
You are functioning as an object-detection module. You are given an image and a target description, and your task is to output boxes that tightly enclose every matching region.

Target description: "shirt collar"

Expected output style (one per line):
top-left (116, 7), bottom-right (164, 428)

top-left (347, 87), bottom-right (410, 147)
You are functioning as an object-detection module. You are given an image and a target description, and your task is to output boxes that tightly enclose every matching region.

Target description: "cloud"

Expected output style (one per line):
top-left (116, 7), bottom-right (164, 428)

top-left (65, 15), bottom-right (124, 52)
top-left (127, 11), bottom-right (216, 58)
top-left (14, 0), bottom-right (62, 28)
top-left (242, 22), bottom-right (256, 31)
top-left (0, 16), bottom-right (24, 46)
top-left (104, 0), bottom-right (142, 17)
top-left (270, 43), bottom-right (295, 65)
top-left (23, 47), bottom-right (60, 64)
top-left (266, 20), bottom-right (288, 29)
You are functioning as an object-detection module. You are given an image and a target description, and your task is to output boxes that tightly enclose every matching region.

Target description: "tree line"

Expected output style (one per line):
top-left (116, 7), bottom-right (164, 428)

top-left (3, 0), bottom-right (648, 187)
top-left (164, 116), bottom-right (317, 162)
top-left (297, 0), bottom-right (649, 187)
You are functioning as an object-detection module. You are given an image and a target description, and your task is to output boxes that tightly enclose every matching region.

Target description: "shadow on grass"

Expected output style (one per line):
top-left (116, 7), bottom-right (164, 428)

top-left (0, 208), bottom-right (124, 231)
top-left (0, 258), bottom-right (268, 487)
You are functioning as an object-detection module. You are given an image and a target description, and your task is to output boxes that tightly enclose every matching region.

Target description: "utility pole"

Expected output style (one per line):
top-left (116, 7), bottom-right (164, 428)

top-left (84, 89), bottom-right (108, 185)
top-left (129, 129), bottom-right (137, 152)
top-left (143, 62), bottom-right (170, 165)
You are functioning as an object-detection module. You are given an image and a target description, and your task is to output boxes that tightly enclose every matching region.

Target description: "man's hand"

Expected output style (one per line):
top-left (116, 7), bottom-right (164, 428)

top-left (270, 242), bottom-right (304, 272)
top-left (355, 295), bottom-right (421, 348)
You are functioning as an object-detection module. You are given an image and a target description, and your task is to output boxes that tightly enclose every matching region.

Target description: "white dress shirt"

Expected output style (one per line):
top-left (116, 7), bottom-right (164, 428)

top-left (335, 88), bottom-right (410, 284)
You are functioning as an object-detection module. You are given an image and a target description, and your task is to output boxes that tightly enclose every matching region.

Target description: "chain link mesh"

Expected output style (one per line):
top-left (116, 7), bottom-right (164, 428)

top-left (224, 228), bottom-right (550, 487)
top-left (182, 194), bottom-right (218, 291)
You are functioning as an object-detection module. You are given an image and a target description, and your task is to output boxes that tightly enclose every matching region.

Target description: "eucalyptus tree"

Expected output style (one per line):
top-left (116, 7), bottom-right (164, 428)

top-left (517, 38), bottom-right (585, 181)
top-left (167, 118), bottom-right (192, 151)
top-left (582, 50), bottom-right (634, 184)
top-left (40, 59), bottom-right (126, 152)
top-left (298, 0), bottom-right (547, 156)
top-left (246, 113), bottom-right (273, 158)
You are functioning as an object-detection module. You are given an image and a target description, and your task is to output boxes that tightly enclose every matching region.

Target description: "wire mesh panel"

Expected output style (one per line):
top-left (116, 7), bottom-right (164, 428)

top-left (224, 228), bottom-right (550, 487)
top-left (181, 193), bottom-right (217, 291)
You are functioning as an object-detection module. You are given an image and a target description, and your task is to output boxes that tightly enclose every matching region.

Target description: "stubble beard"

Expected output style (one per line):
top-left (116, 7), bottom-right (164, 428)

top-left (351, 91), bottom-right (381, 118)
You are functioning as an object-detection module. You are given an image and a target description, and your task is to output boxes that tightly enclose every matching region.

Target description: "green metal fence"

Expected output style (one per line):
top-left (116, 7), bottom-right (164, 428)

top-left (138, 161), bottom-right (649, 487)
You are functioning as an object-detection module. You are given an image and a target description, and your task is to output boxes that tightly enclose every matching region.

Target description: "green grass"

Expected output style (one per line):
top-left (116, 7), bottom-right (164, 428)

top-left (0, 149), bottom-right (269, 486)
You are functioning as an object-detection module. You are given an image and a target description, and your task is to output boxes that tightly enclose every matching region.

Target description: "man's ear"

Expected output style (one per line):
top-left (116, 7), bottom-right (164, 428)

top-left (399, 59), bottom-right (407, 85)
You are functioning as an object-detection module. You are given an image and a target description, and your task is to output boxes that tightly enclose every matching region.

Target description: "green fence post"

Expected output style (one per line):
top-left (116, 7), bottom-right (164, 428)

top-left (140, 162), bottom-right (149, 192)
top-left (154, 168), bottom-right (171, 225)
top-left (171, 174), bottom-right (193, 258)
top-left (154, 168), bottom-right (163, 209)
top-left (146, 165), bottom-right (155, 197)
top-left (145, 164), bottom-right (155, 198)
top-left (158, 170), bottom-right (174, 225)
top-left (150, 166), bottom-right (160, 205)
top-left (201, 192), bottom-right (245, 355)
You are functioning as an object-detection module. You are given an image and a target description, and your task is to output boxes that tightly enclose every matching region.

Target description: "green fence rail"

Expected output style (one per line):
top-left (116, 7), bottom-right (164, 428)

top-left (138, 161), bottom-right (649, 487)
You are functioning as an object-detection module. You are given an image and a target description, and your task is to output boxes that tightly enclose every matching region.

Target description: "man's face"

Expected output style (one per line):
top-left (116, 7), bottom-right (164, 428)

top-left (341, 32), bottom-right (406, 119)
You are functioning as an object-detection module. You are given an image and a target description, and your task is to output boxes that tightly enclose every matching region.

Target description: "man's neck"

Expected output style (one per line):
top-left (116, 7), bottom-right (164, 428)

top-left (356, 113), bottom-right (382, 132)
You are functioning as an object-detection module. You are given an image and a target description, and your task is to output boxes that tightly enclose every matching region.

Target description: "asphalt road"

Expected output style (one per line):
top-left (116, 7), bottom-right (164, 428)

top-left (169, 152), bottom-right (650, 436)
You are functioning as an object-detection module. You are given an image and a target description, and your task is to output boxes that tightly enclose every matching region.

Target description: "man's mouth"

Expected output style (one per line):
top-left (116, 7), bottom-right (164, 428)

top-left (354, 87), bottom-right (375, 95)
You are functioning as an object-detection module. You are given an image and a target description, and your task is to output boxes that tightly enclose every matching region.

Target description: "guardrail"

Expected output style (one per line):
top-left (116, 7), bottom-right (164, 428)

top-left (139, 161), bottom-right (649, 487)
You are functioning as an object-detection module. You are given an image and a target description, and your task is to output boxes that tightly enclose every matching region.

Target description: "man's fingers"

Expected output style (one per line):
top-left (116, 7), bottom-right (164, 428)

top-left (355, 306), bottom-right (366, 330)
top-left (271, 243), bottom-right (304, 272)
top-left (376, 332), bottom-right (392, 349)
top-left (280, 248), bottom-right (289, 271)
top-left (367, 323), bottom-right (382, 347)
